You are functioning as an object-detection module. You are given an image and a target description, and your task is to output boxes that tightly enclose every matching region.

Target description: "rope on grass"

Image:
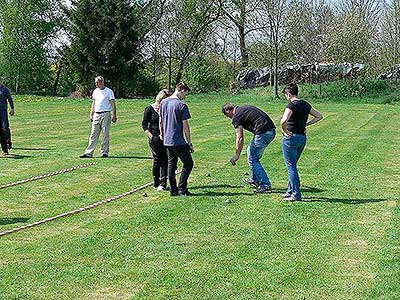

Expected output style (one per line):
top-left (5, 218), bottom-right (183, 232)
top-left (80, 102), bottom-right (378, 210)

top-left (0, 162), bottom-right (97, 190)
top-left (0, 171), bottom-right (182, 237)
top-left (0, 181), bottom-right (154, 237)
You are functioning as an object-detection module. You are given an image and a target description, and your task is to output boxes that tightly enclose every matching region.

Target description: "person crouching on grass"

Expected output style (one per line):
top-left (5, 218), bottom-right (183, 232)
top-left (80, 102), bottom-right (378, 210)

top-left (222, 103), bottom-right (276, 193)
top-left (142, 89), bottom-right (170, 191)
top-left (280, 83), bottom-right (323, 201)
top-left (80, 76), bottom-right (117, 158)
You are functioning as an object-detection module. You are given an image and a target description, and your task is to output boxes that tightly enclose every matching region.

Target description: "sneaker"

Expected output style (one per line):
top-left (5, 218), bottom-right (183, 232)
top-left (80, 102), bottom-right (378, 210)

top-left (282, 193), bottom-right (292, 199)
top-left (2, 152), bottom-right (8, 157)
top-left (156, 185), bottom-right (168, 192)
top-left (178, 190), bottom-right (194, 196)
top-left (170, 190), bottom-right (179, 197)
top-left (79, 153), bottom-right (93, 158)
top-left (253, 186), bottom-right (272, 194)
top-left (283, 196), bottom-right (302, 202)
top-left (101, 153), bottom-right (109, 158)
top-left (243, 178), bottom-right (258, 188)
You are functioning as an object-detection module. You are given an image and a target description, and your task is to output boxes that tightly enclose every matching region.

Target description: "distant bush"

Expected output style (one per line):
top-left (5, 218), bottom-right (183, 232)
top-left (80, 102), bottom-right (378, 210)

top-left (183, 56), bottom-right (233, 93)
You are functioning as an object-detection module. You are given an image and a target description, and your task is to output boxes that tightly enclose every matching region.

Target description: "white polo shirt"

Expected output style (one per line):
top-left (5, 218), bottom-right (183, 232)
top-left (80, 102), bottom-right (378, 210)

top-left (92, 87), bottom-right (115, 113)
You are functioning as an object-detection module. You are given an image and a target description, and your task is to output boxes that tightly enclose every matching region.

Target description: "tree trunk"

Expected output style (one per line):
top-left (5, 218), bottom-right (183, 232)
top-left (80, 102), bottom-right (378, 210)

top-left (176, 68), bottom-right (183, 85)
top-left (238, 25), bottom-right (248, 68)
top-left (168, 38), bottom-right (172, 91)
top-left (274, 46), bottom-right (279, 98)
top-left (53, 63), bottom-right (62, 96)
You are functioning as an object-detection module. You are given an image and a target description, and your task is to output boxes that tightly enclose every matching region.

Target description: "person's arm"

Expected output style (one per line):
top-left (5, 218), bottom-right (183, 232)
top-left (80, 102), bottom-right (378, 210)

top-left (230, 126), bottom-right (244, 165)
top-left (90, 100), bottom-right (95, 121)
top-left (280, 108), bottom-right (293, 137)
top-left (159, 115), bottom-right (163, 140)
top-left (183, 119), bottom-right (194, 152)
top-left (7, 89), bottom-right (14, 116)
top-left (306, 107), bottom-right (323, 127)
top-left (142, 107), bottom-right (153, 140)
top-left (110, 100), bottom-right (117, 123)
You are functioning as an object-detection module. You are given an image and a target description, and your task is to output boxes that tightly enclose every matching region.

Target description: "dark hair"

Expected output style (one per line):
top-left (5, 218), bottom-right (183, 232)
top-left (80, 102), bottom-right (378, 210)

top-left (221, 102), bottom-right (236, 115)
top-left (176, 82), bottom-right (190, 92)
top-left (283, 83), bottom-right (298, 96)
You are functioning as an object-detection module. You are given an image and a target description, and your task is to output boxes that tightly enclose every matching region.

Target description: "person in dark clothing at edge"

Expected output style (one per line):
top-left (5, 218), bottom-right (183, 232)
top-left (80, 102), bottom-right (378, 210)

top-left (222, 103), bottom-right (276, 193)
top-left (159, 82), bottom-right (194, 197)
top-left (142, 89), bottom-right (170, 191)
top-left (280, 83), bottom-right (323, 201)
top-left (0, 76), bottom-right (15, 150)
top-left (0, 113), bottom-right (8, 156)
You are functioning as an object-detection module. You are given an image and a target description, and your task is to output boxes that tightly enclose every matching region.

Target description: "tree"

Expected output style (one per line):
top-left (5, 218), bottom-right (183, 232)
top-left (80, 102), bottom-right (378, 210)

top-left (0, 0), bottom-right (63, 93)
top-left (378, 0), bottom-right (400, 68)
top-left (164, 0), bottom-right (224, 84)
top-left (258, 0), bottom-right (290, 97)
top-left (222, 0), bottom-right (263, 68)
top-left (285, 0), bottom-right (334, 64)
top-left (325, 0), bottom-right (381, 64)
top-left (67, 0), bottom-right (141, 97)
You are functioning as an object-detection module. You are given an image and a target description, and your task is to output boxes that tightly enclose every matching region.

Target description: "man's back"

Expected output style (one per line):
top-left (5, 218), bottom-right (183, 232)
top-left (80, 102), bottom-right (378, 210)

top-left (160, 97), bottom-right (191, 146)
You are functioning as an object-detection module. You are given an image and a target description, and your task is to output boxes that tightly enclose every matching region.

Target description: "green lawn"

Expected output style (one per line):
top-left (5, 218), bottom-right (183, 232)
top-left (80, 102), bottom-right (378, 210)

top-left (0, 91), bottom-right (399, 300)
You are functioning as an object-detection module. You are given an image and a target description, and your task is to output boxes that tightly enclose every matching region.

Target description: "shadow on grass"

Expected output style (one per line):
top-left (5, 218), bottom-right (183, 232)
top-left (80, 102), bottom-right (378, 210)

top-left (193, 191), bottom-right (254, 196)
top-left (190, 184), bottom-right (244, 190)
top-left (109, 156), bottom-right (152, 160)
top-left (189, 184), bottom-right (253, 196)
top-left (272, 186), bottom-right (325, 194)
top-left (305, 196), bottom-right (389, 204)
top-left (5, 154), bottom-right (34, 159)
top-left (0, 217), bottom-right (30, 225)
top-left (12, 147), bottom-right (52, 151)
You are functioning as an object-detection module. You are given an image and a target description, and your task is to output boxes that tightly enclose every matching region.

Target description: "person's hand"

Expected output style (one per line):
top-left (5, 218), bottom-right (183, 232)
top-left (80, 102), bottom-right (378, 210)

top-left (282, 129), bottom-right (293, 137)
top-left (230, 154), bottom-right (239, 165)
top-left (9, 109), bottom-right (14, 116)
top-left (188, 143), bottom-right (194, 153)
top-left (112, 115), bottom-right (117, 123)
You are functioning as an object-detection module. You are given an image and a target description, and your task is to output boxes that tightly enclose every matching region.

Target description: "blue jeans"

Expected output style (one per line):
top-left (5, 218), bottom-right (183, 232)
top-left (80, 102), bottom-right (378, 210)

top-left (247, 129), bottom-right (276, 188)
top-left (0, 109), bottom-right (11, 145)
top-left (282, 134), bottom-right (306, 199)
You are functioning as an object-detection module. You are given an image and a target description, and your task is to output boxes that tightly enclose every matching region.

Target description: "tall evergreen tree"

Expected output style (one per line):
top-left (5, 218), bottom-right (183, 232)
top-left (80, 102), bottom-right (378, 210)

top-left (68, 0), bottom-right (141, 97)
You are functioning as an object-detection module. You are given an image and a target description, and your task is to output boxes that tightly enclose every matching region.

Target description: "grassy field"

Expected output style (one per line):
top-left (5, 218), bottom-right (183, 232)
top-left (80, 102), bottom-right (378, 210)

top-left (0, 89), bottom-right (399, 300)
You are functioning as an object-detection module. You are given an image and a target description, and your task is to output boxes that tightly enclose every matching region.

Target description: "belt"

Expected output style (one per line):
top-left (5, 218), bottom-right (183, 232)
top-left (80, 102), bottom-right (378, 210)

top-left (95, 111), bottom-right (110, 114)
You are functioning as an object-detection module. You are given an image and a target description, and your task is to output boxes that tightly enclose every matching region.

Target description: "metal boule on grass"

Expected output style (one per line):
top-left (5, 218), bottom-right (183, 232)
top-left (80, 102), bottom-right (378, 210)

top-left (225, 199), bottom-right (232, 204)
top-left (142, 192), bottom-right (148, 197)
top-left (206, 172), bottom-right (211, 177)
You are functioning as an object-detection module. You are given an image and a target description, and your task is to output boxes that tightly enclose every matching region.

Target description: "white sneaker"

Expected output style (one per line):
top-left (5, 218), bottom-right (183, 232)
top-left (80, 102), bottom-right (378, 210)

top-left (156, 185), bottom-right (167, 191)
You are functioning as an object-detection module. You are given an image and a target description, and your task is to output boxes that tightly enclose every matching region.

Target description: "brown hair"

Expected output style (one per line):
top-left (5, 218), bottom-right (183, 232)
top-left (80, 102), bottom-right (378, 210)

top-left (176, 82), bottom-right (190, 92)
top-left (283, 83), bottom-right (298, 96)
top-left (221, 102), bottom-right (237, 115)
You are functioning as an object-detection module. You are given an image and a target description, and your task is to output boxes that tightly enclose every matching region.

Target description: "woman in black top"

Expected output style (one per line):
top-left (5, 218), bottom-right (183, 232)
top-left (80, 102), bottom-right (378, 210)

top-left (142, 89), bottom-right (170, 190)
top-left (280, 83), bottom-right (323, 201)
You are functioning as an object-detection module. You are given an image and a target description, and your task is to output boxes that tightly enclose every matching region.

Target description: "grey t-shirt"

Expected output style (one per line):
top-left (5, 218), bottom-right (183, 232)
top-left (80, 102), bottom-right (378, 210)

top-left (160, 97), bottom-right (191, 146)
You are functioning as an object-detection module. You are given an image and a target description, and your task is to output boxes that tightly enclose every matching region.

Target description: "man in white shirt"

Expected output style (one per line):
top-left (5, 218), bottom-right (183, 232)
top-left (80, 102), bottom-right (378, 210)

top-left (80, 76), bottom-right (117, 158)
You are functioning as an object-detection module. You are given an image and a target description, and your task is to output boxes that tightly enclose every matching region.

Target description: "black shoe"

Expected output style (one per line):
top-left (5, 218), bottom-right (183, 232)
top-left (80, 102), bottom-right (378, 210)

top-left (101, 153), bottom-right (109, 158)
top-left (243, 178), bottom-right (258, 188)
top-left (179, 190), bottom-right (194, 196)
top-left (170, 190), bottom-right (179, 197)
top-left (253, 186), bottom-right (272, 194)
top-left (79, 153), bottom-right (93, 158)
